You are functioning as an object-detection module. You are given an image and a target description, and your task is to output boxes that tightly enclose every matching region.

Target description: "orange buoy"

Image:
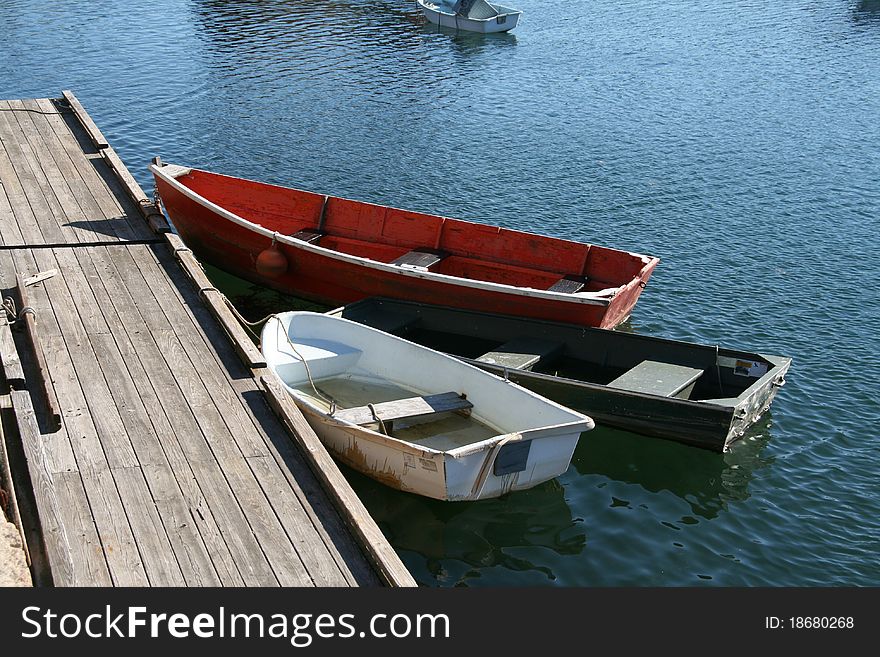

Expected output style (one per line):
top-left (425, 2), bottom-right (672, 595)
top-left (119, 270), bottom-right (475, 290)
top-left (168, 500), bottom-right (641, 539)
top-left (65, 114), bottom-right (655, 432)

top-left (255, 242), bottom-right (288, 278)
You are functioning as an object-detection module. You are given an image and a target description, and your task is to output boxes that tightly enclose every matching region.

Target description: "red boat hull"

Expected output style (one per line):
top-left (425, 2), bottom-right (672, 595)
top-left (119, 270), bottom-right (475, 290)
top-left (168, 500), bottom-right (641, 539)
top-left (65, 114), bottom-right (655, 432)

top-left (153, 166), bottom-right (658, 328)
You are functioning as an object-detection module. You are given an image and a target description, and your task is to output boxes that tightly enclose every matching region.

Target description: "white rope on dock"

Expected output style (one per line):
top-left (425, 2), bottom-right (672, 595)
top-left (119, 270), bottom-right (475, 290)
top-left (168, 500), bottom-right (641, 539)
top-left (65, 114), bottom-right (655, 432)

top-left (194, 285), bottom-right (339, 416)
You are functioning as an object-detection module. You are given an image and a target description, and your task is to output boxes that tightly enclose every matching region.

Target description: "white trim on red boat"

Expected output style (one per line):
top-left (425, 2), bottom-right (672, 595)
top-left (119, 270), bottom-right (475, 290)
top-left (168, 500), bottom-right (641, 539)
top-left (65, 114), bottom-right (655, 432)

top-left (150, 163), bottom-right (640, 308)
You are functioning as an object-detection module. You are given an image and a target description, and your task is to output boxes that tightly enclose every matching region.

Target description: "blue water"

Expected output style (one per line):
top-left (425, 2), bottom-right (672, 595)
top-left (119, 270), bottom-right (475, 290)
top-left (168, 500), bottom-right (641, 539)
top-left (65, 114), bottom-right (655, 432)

top-left (2, 0), bottom-right (879, 586)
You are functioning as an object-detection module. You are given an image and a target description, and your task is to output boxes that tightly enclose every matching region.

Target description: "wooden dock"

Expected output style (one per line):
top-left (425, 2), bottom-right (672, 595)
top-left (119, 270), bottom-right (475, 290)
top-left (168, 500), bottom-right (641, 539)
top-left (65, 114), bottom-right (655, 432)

top-left (0, 92), bottom-right (415, 587)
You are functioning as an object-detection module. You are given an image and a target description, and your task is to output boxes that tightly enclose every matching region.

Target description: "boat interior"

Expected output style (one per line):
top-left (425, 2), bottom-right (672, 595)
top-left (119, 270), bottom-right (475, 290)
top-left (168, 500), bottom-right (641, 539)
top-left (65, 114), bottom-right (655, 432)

top-left (177, 168), bottom-right (652, 294)
top-left (264, 310), bottom-right (590, 452)
top-left (291, 374), bottom-right (498, 452)
top-left (335, 299), bottom-right (779, 403)
top-left (428, 0), bottom-right (518, 19)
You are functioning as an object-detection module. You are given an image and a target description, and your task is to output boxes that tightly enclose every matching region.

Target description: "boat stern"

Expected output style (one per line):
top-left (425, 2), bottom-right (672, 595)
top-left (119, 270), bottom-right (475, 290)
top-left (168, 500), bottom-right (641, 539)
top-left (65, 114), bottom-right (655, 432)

top-left (720, 354), bottom-right (792, 450)
top-left (444, 420), bottom-right (591, 501)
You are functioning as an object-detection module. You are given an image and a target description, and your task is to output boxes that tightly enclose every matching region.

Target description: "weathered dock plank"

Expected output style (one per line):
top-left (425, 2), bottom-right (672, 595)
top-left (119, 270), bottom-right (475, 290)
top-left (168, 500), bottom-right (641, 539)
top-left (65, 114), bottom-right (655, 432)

top-left (0, 102), bottom-right (69, 244)
top-left (0, 123), bottom-right (47, 245)
top-left (261, 374), bottom-right (416, 587)
top-left (60, 91), bottom-right (109, 149)
top-left (0, 160), bottom-right (26, 246)
top-left (0, 318), bottom-right (24, 385)
top-left (0, 390), bottom-right (28, 570)
top-left (82, 301), bottom-right (256, 585)
top-left (7, 389), bottom-right (80, 586)
top-left (69, 247), bottom-right (286, 585)
top-left (32, 249), bottom-right (139, 471)
top-left (14, 273), bottom-right (61, 430)
top-left (17, 98), bottom-right (113, 243)
top-left (0, 93), bottom-right (410, 587)
top-left (6, 99), bottom-right (96, 244)
top-left (6, 250), bottom-right (77, 473)
top-left (223, 378), bottom-right (373, 586)
top-left (147, 249), bottom-right (374, 584)
top-left (168, 234), bottom-right (268, 369)
top-left (78, 467), bottom-right (149, 586)
top-left (111, 466), bottom-right (187, 587)
top-left (140, 462), bottom-right (224, 587)
top-left (35, 98), bottom-right (148, 241)
top-left (53, 469), bottom-right (112, 586)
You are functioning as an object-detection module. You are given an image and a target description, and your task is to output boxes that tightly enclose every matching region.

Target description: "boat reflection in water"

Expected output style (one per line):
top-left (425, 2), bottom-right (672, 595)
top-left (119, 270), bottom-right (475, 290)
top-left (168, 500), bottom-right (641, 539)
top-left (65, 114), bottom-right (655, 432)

top-left (349, 467), bottom-right (585, 586)
top-left (571, 422), bottom-right (776, 522)
top-left (350, 419), bottom-right (775, 585)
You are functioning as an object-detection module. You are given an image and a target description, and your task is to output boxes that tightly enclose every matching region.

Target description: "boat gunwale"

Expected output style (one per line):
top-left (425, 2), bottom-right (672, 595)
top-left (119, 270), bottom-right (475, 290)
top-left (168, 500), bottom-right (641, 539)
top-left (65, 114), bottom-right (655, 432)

top-left (469, 355), bottom-right (790, 407)
top-left (418, 0), bottom-right (522, 21)
top-left (466, 348), bottom-right (791, 405)
top-left (331, 297), bottom-right (792, 406)
top-left (151, 163), bottom-right (663, 308)
top-left (307, 405), bottom-right (589, 460)
top-left (265, 311), bottom-right (593, 458)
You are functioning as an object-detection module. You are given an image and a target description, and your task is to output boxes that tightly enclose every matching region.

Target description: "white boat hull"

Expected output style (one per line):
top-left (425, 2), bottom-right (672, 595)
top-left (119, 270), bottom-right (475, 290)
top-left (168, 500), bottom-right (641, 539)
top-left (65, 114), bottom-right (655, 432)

top-left (420, 3), bottom-right (520, 34)
top-left (301, 402), bottom-right (583, 501)
top-left (262, 312), bottom-right (592, 501)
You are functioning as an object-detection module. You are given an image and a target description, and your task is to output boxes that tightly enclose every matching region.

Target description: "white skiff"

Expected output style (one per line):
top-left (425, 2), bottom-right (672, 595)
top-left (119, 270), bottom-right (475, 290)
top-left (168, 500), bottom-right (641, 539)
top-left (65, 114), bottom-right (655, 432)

top-left (262, 312), bottom-right (593, 501)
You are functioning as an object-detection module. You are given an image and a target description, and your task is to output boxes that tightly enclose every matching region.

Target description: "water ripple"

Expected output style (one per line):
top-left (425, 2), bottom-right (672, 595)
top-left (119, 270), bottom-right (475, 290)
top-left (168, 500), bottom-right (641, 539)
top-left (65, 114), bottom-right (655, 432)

top-left (1, 0), bottom-right (878, 586)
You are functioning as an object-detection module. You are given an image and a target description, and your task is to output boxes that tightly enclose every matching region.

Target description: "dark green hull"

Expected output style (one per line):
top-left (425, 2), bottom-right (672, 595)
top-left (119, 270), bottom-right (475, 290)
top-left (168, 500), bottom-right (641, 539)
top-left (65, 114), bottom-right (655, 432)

top-left (330, 298), bottom-right (791, 452)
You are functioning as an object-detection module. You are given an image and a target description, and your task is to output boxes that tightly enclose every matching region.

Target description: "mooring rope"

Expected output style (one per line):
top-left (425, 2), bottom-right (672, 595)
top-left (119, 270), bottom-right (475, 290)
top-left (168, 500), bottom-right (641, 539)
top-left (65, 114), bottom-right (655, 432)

top-left (2, 297), bottom-right (17, 323)
top-left (214, 290), bottom-right (277, 342)
top-left (267, 315), bottom-right (337, 416)
top-left (1, 297), bottom-right (36, 325)
top-left (367, 403), bottom-right (389, 435)
top-left (470, 434), bottom-right (519, 499)
top-left (194, 284), bottom-right (338, 415)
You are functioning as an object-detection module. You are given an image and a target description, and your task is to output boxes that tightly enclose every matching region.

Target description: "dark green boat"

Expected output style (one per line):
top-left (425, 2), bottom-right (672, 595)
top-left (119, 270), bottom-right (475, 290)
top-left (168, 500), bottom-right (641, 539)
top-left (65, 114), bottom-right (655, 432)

top-left (329, 298), bottom-right (791, 452)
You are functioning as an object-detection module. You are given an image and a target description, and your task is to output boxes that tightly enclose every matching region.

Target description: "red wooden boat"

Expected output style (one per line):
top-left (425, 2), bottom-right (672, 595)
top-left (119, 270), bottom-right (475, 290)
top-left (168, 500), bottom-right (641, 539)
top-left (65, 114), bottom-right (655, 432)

top-left (150, 162), bottom-right (659, 328)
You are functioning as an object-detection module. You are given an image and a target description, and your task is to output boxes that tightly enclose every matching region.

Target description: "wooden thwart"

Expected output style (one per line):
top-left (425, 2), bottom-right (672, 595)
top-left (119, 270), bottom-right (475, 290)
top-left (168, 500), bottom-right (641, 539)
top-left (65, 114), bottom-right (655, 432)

top-left (333, 391), bottom-right (472, 427)
top-left (291, 229), bottom-right (323, 244)
top-left (548, 275), bottom-right (587, 294)
top-left (608, 360), bottom-right (704, 399)
top-left (477, 337), bottom-right (564, 372)
top-left (391, 249), bottom-right (447, 269)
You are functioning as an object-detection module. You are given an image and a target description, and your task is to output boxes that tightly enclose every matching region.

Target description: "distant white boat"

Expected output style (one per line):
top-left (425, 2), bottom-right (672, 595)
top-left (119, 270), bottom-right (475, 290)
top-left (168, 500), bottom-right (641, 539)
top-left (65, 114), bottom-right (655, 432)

top-left (262, 312), bottom-right (593, 501)
top-left (418, 0), bottom-right (521, 34)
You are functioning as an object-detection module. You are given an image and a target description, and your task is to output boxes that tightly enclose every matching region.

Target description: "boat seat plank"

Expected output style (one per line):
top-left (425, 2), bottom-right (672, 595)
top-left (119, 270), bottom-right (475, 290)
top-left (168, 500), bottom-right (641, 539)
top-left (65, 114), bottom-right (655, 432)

top-left (548, 275), bottom-right (587, 294)
top-left (608, 360), bottom-right (704, 399)
top-left (291, 229), bottom-right (323, 244)
top-left (476, 337), bottom-right (564, 371)
top-left (391, 249), bottom-right (447, 269)
top-left (333, 392), bottom-right (472, 427)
